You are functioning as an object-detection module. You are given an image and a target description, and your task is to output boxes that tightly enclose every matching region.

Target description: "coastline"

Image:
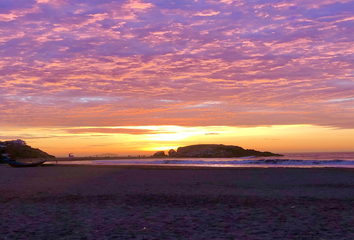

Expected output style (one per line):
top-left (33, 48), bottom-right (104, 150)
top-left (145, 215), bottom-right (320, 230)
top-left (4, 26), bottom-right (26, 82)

top-left (45, 153), bottom-right (354, 169)
top-left (1, 164), bottom-right (354, 239)
top-left (45, 161), bottom-right (354, 170)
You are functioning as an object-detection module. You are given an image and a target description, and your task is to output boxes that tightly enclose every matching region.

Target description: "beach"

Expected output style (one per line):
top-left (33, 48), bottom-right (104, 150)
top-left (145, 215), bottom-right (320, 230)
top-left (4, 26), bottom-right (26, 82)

top-left (1, 164), bottom-right (354, 239)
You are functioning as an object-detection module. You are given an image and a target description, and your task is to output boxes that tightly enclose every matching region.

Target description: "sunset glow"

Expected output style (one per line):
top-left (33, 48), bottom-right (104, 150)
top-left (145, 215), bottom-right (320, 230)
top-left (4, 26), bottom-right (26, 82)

top-left (1, 0), bottom-right (354, 156)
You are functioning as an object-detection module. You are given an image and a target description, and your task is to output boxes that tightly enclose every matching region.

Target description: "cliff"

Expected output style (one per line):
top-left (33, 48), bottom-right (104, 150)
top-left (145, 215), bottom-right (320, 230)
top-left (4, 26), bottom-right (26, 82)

top-left (0, 140), bottom-right (55, 162)
top-left (166, 144), bottom-right (283, 158)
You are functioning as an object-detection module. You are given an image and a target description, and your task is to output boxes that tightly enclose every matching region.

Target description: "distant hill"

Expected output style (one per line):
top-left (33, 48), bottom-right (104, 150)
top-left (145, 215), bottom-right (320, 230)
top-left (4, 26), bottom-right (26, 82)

top-left (0, 140), bottom-right (55, 162)
top-left (165, 144), bottom-right (283, 158)
top-left (93, 153), bottom-right (120, 157)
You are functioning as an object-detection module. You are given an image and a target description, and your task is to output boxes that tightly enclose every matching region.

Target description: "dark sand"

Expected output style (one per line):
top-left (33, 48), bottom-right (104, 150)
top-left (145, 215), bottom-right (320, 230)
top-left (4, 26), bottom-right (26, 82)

top-left (1, 164), bottom-right (354, 239)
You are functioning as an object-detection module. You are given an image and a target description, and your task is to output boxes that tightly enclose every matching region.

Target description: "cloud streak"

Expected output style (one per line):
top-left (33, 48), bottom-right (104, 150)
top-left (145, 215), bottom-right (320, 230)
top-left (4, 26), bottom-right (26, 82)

top-left (64, 127), bottom-right (169, 135)
top-left (1, 0), bottom-right (354, 129)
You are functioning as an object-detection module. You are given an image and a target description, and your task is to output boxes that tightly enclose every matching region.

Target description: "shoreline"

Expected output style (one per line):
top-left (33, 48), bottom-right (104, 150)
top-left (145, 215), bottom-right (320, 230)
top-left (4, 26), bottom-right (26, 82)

top-left (43, 162), bottom-right (354, 170)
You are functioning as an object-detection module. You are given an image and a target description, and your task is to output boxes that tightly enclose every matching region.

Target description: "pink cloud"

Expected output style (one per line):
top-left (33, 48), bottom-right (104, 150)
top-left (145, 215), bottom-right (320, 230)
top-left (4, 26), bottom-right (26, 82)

top-left (0, 0), bottom-right (354, 129)
top-left (64, 128), bottom-right (167, 135)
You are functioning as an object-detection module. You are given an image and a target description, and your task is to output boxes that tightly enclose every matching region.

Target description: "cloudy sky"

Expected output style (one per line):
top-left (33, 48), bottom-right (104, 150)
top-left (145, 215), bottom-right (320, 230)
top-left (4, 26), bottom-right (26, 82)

top-left (1, 0), bottom-right (354, 156)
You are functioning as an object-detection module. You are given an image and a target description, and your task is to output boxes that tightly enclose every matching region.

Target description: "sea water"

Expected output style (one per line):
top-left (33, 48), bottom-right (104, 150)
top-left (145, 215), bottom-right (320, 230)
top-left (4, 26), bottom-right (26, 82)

top-left (53, 152), bottom-right (354, 168)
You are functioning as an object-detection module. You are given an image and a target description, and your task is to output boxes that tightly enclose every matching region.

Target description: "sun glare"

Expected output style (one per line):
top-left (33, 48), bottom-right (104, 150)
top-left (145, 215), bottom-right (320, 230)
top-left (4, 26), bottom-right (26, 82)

top-left (141, 146), bottom-right (180, 152)
top-left (1, 124), bottom-right (354, 157)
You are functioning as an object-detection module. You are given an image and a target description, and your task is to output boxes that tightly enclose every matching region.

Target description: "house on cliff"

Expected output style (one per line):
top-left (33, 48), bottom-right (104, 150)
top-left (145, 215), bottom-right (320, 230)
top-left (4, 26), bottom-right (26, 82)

top-left (4, 139), bottom-right (26, 146)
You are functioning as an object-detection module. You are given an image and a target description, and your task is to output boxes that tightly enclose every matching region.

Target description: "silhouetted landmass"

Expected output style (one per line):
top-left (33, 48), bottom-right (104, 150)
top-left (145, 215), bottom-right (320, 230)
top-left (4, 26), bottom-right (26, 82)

top-left (0, 140), bottom-right (55, 162)
top-left (152, 151), bottom-right (167, 157)
top-left (155, 144), bottom-right (283, 158)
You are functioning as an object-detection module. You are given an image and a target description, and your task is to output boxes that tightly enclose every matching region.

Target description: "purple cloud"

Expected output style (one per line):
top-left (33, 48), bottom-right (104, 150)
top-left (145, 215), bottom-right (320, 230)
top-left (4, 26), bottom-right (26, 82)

top-left (0, 0), bottom-right (354, 129)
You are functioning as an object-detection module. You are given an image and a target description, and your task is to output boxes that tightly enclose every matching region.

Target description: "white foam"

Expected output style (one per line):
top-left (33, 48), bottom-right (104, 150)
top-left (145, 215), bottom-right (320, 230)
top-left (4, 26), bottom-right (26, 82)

top-left (90, 158), bottom-right (354, 168)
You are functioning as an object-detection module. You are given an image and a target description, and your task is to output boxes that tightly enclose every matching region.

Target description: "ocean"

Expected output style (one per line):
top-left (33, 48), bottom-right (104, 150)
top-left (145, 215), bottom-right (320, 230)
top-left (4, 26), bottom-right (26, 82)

top-left (53, 152), bottom-right (354, 168)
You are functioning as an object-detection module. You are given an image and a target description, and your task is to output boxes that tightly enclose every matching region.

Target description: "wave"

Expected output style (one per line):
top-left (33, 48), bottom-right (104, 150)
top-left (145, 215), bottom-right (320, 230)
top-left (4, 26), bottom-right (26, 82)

top-left (93, 158), bottom-right (354, 167)
top-left (155, 159), bottom-right (354, 166)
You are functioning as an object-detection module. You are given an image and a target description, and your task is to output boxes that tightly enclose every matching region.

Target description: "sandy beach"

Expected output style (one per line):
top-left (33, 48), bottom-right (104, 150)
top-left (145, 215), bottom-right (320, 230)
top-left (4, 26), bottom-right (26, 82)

top-left (1, 164), bottom-right (354, 239)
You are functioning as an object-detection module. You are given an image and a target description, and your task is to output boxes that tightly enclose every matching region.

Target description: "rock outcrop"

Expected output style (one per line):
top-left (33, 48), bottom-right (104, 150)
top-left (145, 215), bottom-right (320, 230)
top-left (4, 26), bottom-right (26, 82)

top-left (152, 151), bottom-right (167, 157)
top-left (168, 149), bottom-right (177, 157)
top-left (0, 140), bottom-right (55, 162)
top-left (168, 144), bottom-right (282, 158)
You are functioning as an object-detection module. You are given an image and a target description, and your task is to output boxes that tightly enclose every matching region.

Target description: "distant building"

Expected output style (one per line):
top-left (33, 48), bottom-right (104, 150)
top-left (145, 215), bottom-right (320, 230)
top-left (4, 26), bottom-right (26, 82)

top-left (69, 153), bottom-right (74, 158)
top-left (4, 139), bottom-right (26, 146)
top-left (14, 139), bottom-right (26, 145)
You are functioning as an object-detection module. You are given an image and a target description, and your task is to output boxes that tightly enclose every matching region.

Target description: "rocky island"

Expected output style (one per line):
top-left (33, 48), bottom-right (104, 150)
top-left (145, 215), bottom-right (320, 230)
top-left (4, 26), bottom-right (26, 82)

top-left (153, 144), bottom-right (283, 158)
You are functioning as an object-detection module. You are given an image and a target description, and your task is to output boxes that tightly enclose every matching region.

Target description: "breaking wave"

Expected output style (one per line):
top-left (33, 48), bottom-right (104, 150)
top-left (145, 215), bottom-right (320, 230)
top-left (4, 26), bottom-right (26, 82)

top-left (53, 152), bottom-right (354, 168)
top-left (91, 157), bottom-right (354, 168)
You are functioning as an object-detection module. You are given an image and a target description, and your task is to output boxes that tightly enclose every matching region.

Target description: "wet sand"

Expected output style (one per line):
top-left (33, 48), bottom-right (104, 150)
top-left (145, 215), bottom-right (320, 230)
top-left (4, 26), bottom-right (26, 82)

top-left (1, 164), bottom-right (354, 239)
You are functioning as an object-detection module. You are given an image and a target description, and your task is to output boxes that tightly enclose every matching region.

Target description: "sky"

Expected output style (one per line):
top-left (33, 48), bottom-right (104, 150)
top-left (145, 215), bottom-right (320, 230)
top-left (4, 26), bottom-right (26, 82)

top-left (1, 0), bottom-right (354, 157)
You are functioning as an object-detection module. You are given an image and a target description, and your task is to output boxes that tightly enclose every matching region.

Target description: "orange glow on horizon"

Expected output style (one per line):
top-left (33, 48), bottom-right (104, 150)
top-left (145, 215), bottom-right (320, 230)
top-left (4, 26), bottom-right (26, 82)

top-left (1, 124), bottom-right (353, 157)
top-left (1, 0), bottom-right (354, 148)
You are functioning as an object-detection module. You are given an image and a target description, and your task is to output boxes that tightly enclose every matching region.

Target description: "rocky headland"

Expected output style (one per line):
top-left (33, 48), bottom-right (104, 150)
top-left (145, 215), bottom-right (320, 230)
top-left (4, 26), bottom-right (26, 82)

top-left (0, 140), bottom-right (55, 162)
top-left (154, 144), bottom-right (283, 158)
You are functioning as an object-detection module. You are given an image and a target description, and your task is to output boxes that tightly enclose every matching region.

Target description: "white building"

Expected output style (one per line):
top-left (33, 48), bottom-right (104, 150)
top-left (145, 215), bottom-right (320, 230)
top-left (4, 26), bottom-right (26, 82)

top-left (5, 139), bottom-right (26, 146)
